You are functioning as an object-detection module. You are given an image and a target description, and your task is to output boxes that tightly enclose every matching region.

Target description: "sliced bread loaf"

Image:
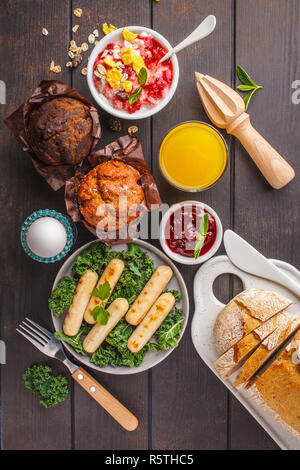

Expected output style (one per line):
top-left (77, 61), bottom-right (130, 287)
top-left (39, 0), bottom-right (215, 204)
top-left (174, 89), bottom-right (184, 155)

top-left (214, 311), bottom-right (288, 380)
top-left (247, 330), bottom-right (300, 439)
top-left (213, 289), bottom-right (292, 356)
top-left (234, 313), bottom-right (300, 389)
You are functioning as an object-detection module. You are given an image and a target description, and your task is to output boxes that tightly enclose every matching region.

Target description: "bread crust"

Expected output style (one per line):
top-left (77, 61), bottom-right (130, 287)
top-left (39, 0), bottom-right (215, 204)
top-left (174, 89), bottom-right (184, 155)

top-left (28, 97), bottom-right (93, 166)
top-left (234, 314), bottom-right (300, 389)
top-left (213, 289), bottom-right (292, 356)
top-left (214, 312), bottom-right (288, 380)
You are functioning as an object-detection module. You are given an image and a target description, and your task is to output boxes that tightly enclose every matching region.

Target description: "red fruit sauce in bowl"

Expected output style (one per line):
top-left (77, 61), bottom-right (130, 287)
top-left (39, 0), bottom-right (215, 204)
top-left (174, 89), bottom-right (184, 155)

top-left (160, 202), bottom-right (223, 265)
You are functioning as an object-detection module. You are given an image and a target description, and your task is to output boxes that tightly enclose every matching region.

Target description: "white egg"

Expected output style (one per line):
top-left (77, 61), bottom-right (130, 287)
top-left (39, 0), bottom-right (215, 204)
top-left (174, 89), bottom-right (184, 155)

top-left (26, 217), bottom-right (67, 258)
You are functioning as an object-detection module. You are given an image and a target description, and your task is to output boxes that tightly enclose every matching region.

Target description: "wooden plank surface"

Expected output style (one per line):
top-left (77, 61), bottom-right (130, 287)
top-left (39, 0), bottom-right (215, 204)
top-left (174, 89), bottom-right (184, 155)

top-left (70, 0), bottom-right (151, 450)
top-left (151, 0), bottom-right (232, 450)
top-left (231, 0), bottom-right (300, 450)
top-left (0, 0), bottom-right (72, 450)
top-left (0, 0), bottom-right (299, 451)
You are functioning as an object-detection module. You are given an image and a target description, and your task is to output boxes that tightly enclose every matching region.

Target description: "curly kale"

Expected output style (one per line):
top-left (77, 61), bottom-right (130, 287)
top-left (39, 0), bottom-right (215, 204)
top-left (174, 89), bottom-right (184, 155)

top-left (49, 242), bottom-right (184, 368)
top-left (24, 365), bottom-right (69, 408)
top-left (155, 307), bottom-right (184, 349)
top-left (54, 322), bottom-right (91, 356)
top-left (48, 276), bottom-right (77, 317)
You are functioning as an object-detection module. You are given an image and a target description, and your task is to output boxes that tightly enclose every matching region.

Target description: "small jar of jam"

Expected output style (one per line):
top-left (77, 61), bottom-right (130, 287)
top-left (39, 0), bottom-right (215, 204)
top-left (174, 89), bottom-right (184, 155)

top-left (160, 201), bottom-right (223, 265)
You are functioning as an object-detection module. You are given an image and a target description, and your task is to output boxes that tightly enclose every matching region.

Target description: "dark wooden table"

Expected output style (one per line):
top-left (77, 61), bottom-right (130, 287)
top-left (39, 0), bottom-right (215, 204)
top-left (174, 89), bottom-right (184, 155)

top-left (0, 0), bottom-right (299, 450)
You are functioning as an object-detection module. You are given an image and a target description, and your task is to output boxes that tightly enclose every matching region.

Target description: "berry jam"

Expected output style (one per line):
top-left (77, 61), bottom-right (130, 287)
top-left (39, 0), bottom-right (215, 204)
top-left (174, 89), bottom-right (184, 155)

top-left (93, 34), bottom-right (173, 114)
top-left (165, 205), bottom-right (217, 258)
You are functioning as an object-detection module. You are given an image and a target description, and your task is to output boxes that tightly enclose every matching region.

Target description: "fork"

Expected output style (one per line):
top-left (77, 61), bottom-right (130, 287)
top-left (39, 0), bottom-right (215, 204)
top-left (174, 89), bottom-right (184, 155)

top-left (17, 318), bottom-right (138, 431)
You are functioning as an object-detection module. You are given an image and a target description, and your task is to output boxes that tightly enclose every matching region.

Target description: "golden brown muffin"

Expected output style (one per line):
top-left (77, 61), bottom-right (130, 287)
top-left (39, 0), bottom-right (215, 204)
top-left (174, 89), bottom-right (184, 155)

top-left (28, 97), bottom-right (93, 166)
top-left (77, 159), bottom-right (144, 231)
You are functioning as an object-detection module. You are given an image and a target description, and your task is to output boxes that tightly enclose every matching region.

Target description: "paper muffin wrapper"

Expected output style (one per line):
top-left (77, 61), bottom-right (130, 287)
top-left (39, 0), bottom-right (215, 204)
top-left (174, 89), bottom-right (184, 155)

top-left (4, 80), bottom-right (101, 190)
top-left (65, 134), bottom-right (162, 244)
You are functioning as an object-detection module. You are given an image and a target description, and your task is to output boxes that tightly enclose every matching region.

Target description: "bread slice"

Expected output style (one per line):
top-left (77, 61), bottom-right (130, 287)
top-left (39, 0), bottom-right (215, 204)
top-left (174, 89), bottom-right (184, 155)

top-left (214, 311), bottom-right (288, 380)
top-left (234, 313), bottom-right (300, 389)
top-left (247, 330), bottom-right (300, 439)
top-left (213, 289), bottom-right (292, 356)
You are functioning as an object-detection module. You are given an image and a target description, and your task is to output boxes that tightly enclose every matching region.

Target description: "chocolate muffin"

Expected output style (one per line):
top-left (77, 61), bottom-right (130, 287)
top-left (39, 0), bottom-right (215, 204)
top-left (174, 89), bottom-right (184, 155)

top-left (27, 96), bottom-right (93, 166)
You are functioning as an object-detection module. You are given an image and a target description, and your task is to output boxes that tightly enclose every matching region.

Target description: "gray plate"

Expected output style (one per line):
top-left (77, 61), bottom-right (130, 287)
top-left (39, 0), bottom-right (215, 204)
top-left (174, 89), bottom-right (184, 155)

top-left (51, 239), bottom-right (189, 375)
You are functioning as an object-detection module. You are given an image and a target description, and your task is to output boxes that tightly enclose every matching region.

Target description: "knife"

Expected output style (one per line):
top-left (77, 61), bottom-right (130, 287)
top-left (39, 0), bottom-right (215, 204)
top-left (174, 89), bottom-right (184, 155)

top-left (223, 230), bottom-right (300, 298)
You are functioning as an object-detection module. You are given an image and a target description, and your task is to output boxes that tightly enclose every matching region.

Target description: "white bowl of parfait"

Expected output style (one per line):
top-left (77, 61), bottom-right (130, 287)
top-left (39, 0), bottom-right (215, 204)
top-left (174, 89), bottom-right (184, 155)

top-left (87, 26), bottom-right (179, 119)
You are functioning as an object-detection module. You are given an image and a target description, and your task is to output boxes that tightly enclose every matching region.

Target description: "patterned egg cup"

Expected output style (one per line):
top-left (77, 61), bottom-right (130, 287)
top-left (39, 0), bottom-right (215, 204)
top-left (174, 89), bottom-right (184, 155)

top-left (20, 209), bottom-right (77, 263)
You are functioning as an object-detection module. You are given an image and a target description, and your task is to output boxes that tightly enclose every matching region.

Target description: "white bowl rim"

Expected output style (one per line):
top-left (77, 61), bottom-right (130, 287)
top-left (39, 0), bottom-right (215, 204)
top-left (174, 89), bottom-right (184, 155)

top-left (87, 26), bottom-right (179, 120)
top-left (160, 200), bottom-right (223, 265)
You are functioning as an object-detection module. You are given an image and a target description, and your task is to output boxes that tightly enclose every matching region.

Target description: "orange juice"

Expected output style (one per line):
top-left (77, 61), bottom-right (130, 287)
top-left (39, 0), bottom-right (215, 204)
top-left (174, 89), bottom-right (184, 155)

top-left (159, 121), bottom-right (228, 191)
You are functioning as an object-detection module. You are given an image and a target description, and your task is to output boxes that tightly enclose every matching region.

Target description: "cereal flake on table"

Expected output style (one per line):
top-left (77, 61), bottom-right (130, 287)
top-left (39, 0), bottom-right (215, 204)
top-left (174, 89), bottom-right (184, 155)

top-left (42, 28), bottom-right (48, 36)
top-left (73, 8), bottom-right (82, 18)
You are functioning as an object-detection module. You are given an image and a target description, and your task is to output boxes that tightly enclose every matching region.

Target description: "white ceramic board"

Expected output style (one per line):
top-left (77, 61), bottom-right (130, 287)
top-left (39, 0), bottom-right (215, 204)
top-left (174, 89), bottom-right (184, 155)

top-left (52, 239), bottom-right (189, 375)
top-left (191, 255), bottom-right (300, 450)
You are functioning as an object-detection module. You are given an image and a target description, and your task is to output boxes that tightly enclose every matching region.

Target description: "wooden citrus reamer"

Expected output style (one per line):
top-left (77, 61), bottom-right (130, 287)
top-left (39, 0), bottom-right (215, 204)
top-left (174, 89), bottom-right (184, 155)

top-left (195, 72), bottom-right (295, 189)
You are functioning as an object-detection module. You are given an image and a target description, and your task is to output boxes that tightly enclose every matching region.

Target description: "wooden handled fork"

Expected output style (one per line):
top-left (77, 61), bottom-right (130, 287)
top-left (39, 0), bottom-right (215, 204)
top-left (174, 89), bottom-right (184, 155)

top-left (17, 318), bottom-right (138, 431)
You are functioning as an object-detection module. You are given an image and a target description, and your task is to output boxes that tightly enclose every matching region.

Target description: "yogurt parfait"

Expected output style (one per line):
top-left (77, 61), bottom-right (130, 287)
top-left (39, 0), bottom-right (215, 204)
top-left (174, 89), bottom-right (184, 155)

top-left (92, 28), bottom-right (174, 114)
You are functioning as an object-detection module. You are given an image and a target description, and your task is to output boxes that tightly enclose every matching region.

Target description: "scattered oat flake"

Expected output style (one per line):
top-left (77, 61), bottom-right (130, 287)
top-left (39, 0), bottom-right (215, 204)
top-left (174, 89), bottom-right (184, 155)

top-left (81, 42), bottom-right (88, 52)
top-left (52, 65), bottom-right (61, 73)
top-left (70, 40), bottom-right (76, 47)
top-left (72, 24), bottom-right (79, 33)
top-left (81, 67), bottom-right (87, 75)
top-left (68, 50), bottom-right (75, 59)
top-left (49, 60), bottom-right (55, 71)
top-left (128, 125), bottom-right (138, 135)
top-left (42, 28), bottom-right (48, 36)
top-left (66, 61), bottom-right (73, 67)
top-left (88, 34), bottom-right (95, 44)
top-left (97, 64), bottom-right (106, 75)
top-left (93, 29), bottom-right (99, 37)
top-left (73, 8), bottom-right (82, 17)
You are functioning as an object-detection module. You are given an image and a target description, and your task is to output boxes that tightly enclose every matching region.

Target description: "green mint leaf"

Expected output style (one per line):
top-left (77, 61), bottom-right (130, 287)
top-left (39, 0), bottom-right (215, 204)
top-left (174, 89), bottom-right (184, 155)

top-left (138, 67), bottom-right (148, 86)
top-left (243, 88), bottom-right (257, 111)
top-left (92, 306), bottom-right (110, 325)
top-left (237, 84), bottom-right (255, 92)
top-left (237, 65), bottom-right (257, 88)
top-left (194, 213), bottom-right (209, 259)
top-left (93, 282), bottom-right (111, 300)
top-left (129, 86), bottom-right (142, 105)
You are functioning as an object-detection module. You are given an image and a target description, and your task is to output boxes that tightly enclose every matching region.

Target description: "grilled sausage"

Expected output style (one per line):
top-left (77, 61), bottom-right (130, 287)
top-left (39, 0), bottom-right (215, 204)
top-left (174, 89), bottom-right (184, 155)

top-left (84, 259), bottom-right (125, 324)
top-left (125, 265), bottom-right (173, 325)
top-left (63, 269), bottom-right (98, 336)
top-left (83, 298), bottom-right (129, 353)
top-left (127, 293), bottom-right (175, 353)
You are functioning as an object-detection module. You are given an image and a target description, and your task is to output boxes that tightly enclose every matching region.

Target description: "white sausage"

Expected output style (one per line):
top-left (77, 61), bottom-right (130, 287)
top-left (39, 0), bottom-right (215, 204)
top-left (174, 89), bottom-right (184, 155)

top-left (63, 270), bottom-right (98, 337)
top-left (125, 265), bottom-right (173, 325)
top-left (127, 293), bottom-right (175, 353)
top-left (83, 298), bottom-right (129, 353)
top-left (84, 259), bottom-right (125, 324)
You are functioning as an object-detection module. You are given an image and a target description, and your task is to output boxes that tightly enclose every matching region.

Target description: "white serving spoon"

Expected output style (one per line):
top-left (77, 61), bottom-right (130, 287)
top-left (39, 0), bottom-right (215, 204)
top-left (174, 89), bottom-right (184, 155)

top-left (159, 15), bottom-right (216, 64)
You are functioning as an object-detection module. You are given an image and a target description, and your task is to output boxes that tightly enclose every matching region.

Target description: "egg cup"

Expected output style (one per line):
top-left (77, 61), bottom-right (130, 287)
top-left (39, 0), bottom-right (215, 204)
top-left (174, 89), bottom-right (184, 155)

top-left (20, 209), bottom-right (76, 263)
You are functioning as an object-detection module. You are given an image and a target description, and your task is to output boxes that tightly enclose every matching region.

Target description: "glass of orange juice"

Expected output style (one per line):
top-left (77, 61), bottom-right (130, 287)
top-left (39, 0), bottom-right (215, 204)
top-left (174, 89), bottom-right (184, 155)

top-left (159, 121), bottom-right (228, 191)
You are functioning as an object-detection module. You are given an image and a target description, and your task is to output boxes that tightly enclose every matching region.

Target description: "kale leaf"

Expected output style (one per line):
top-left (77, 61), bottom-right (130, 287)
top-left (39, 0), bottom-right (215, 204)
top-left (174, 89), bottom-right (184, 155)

top-left (54, 323), bottom-right (91, 356)
top-left (24, 365), bottom-right (69, 408)
top-left (48, 276), bottom-right (77, 317)
top-left (155, 307), bottom-right (184, 349)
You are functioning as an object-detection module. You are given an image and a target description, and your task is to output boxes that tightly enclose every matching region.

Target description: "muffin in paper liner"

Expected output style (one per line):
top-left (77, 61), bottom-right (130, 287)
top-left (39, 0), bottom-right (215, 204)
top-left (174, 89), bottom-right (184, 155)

top-left (65, 134), bottom-right (162, 244)
top-left (4, 80), bottom-right (101, 190)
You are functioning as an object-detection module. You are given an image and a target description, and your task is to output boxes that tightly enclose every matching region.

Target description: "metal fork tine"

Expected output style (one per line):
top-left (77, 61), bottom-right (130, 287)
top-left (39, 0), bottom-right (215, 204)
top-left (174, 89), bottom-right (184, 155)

top-left (16, 328), bottom-right (46, 351)
top-left (25, 317), bottom-right (53, 340)
top-left (19, 324), bottom-right (47, 346)
top-left (23, 318), bottom-right (51, 342)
